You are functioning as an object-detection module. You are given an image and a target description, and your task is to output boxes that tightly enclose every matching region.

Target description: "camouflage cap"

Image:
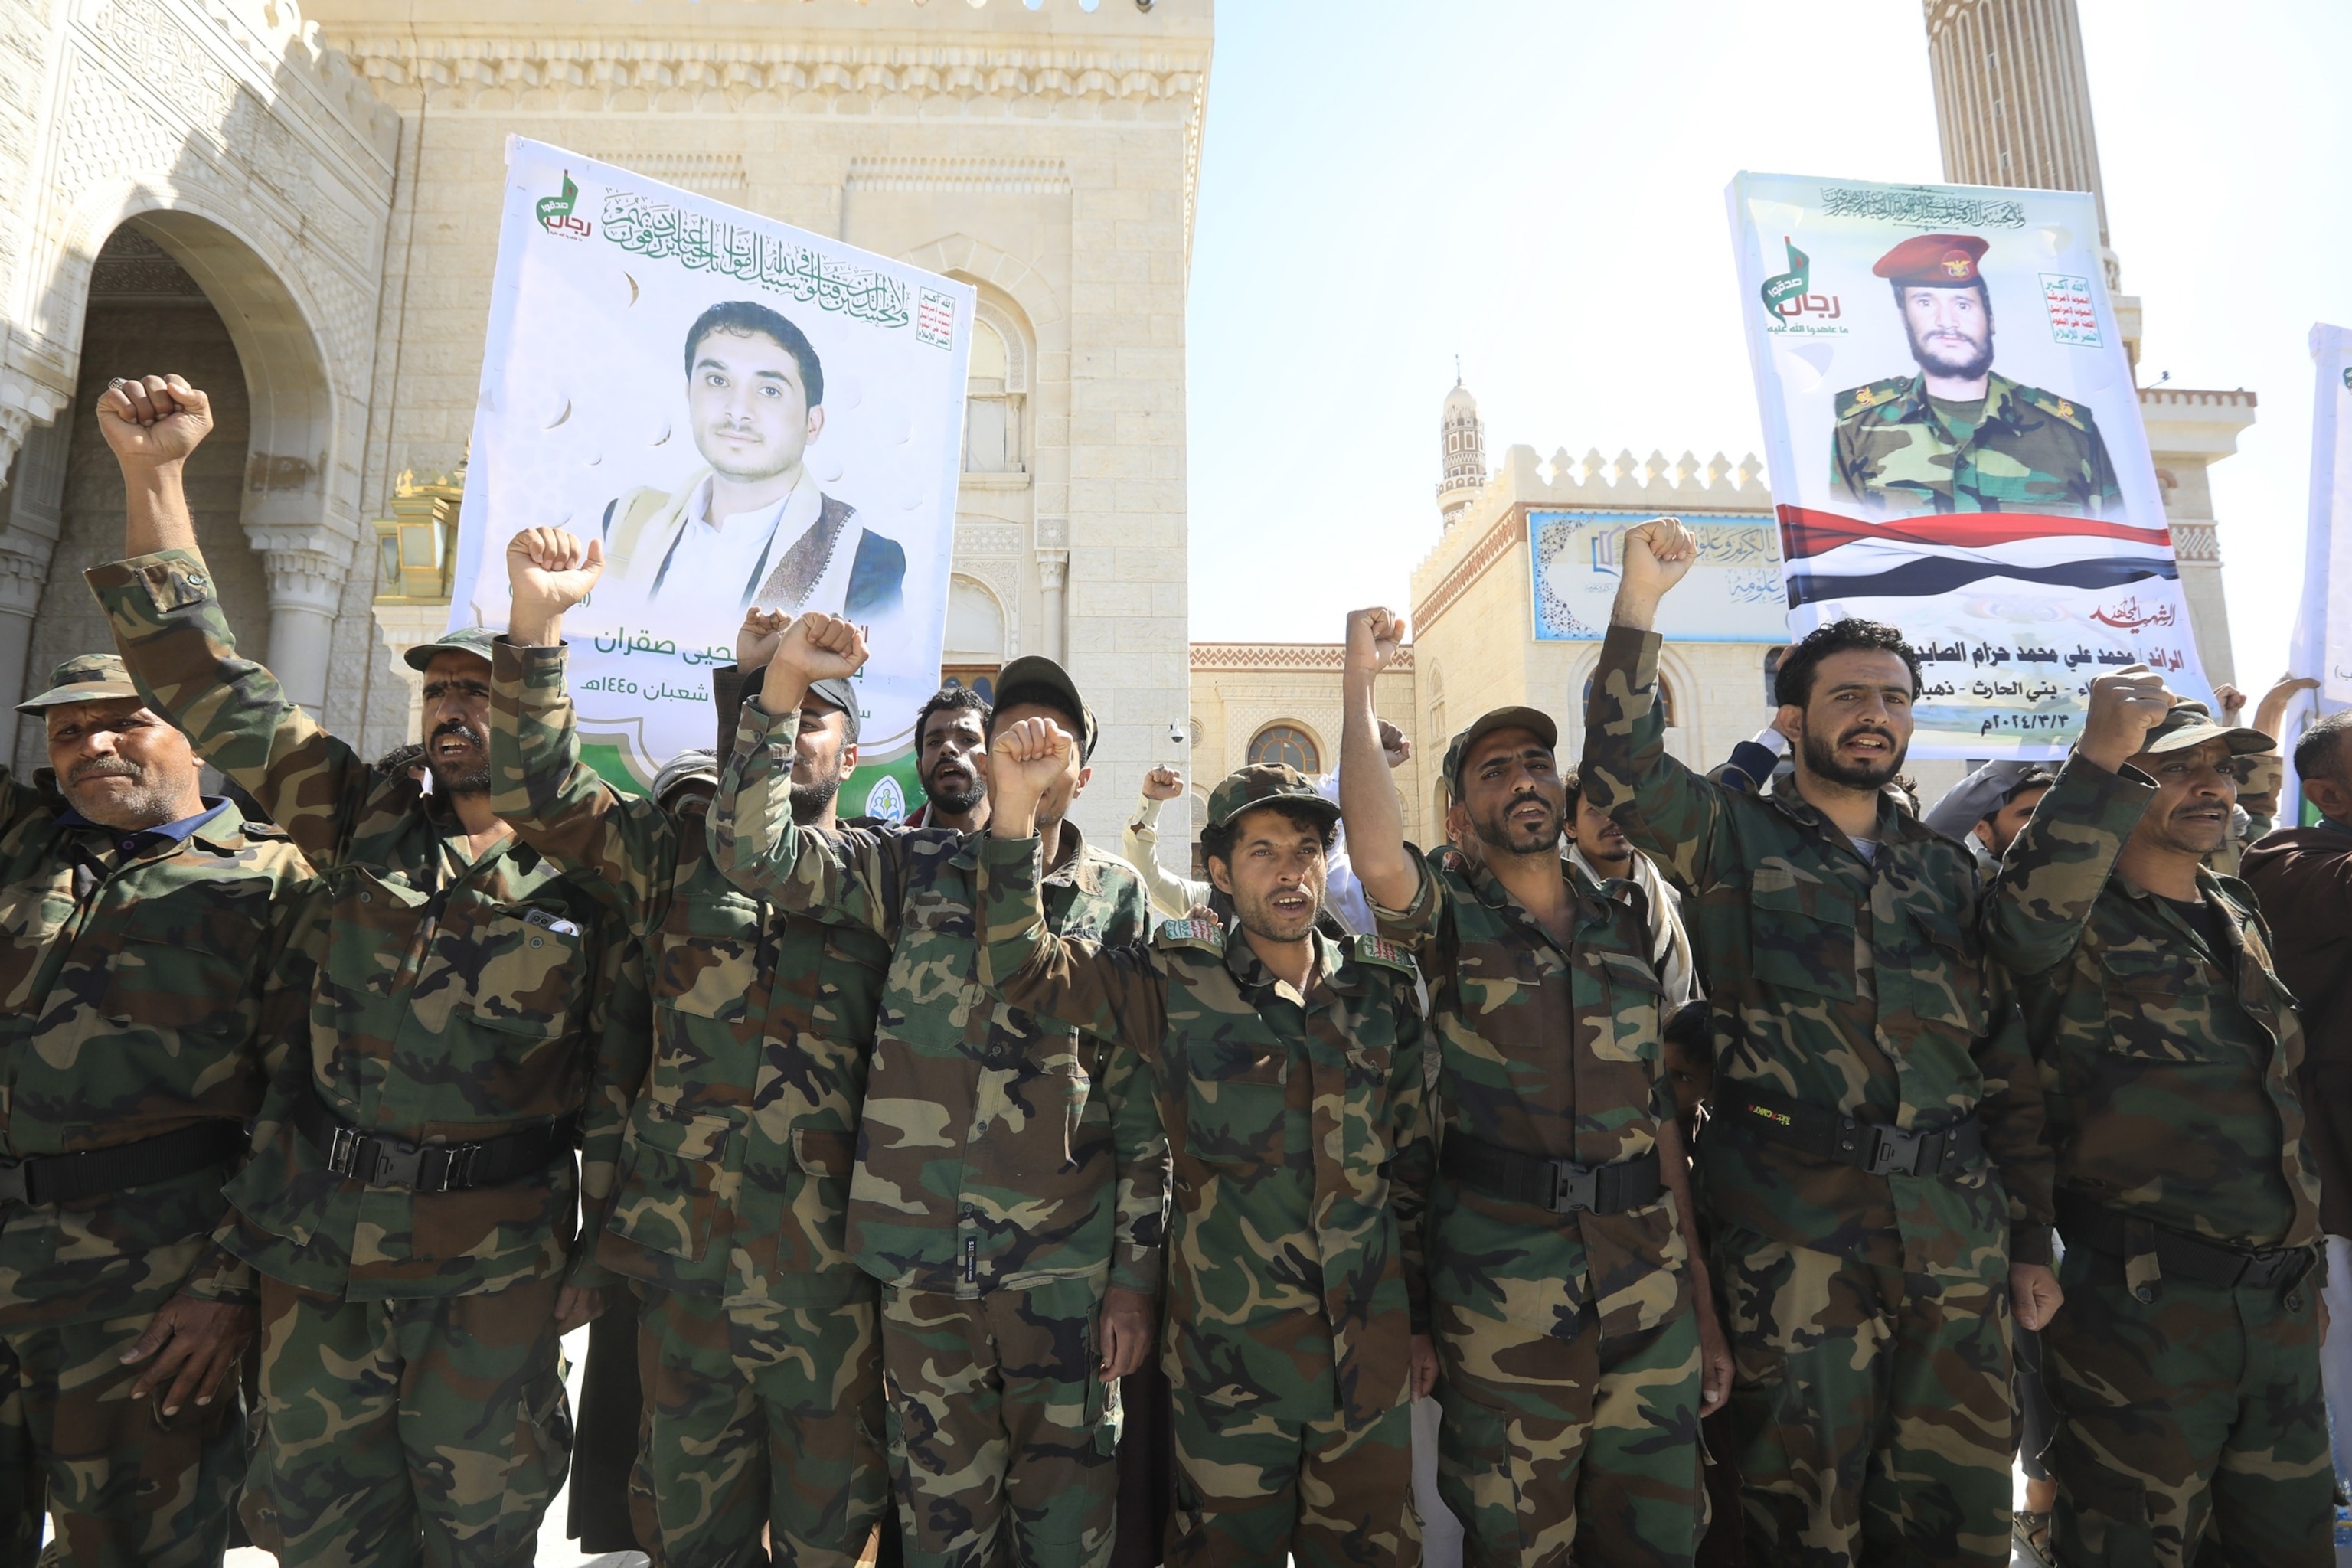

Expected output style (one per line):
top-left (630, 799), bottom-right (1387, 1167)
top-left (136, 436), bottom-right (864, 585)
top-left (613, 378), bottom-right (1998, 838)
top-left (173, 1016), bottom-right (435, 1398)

top-left (2133, 698), bottom-right (2273, 759)
top-left (995, 653), bottom-right (1097, 760)
top-left (650, 748), bottom-right (720, 805)
top-left (802, 676), bottom-right (862, 743)
top-left (16, 653), bottom-right (142, 714)
top-left (403, 626), bottom-right (498, 672)
top-left (1205, 763), bottom-right (1341, 833)
top-left (1439, 705), bottom-right (1559, 789)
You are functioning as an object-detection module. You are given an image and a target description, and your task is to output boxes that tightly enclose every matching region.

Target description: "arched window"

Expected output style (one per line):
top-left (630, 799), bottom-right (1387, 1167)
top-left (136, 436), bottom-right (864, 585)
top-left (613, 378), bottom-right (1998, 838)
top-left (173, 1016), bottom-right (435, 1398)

top-left (1247, 724), bottom-right (1320, 774)
top-left (960, 299), bottom-right (1029, 477)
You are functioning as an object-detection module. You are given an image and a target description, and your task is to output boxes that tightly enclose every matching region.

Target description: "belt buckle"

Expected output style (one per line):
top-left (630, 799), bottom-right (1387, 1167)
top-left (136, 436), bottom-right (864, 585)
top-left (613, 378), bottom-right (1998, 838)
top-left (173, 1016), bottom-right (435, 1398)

top-left (2241, 1246), bottom-right (2288, 1288)
top-left (1549, 1161), bottom-right (1598, 1214)
top-left (364, 1137), bottom-right (426, 1190)
top-left (325, 1125), bottom-right (362, 1181)
top-left (1862, 1125), bottom-right (1924, 1178)
top-left (418, 1143), bottom-right (482, 1194)
top-left (0, 1158), bottom-right (26, 1207)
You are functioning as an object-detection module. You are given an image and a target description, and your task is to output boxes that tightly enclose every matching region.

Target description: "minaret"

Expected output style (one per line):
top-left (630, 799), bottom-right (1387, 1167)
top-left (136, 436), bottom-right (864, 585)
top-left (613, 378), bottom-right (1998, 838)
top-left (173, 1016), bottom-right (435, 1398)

top-left (1923, 0), bottom-right (2110, 257)
top-left (1436, 371), bottom-right (1485, 529)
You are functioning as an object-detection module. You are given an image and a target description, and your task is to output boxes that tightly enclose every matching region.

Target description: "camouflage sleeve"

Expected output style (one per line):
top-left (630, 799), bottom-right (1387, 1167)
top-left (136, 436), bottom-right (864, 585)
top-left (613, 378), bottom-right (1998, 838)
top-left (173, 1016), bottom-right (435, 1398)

top-left (1387, 979), bottom-right (1434, 1334)
top-left (2088, 419), bottom-right (2122, 510)
top-left (1364, 852), bottom-right (1439, 956)
top-left (489, 639), bottom-right (678, 936)
top-left (1103, 1026), bottom-right (1168, 1297)
top-left (87, 549), bottom-right (371, 869)
top-left (1579, 626), bottom-right (1728, 894)
top-left (2238, 749), bottom-right (2283, 843)
top-left (1981, 752), bottom-right (2153, 978)
top-left (711, 699), bottom-right (902, 937)
top-left (972, 835), bottom-right (1169, 1050)
top-left (570, 926), bottom-right (650, 1292)
top-left (1976, 960), bottom-right (2055, 1266)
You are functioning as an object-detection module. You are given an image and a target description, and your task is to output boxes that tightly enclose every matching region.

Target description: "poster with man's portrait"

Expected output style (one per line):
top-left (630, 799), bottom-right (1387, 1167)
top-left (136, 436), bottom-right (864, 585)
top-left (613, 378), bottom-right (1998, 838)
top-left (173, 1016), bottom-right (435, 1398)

top-left (450, 138), bottom-right (974, 789)
top-left (1726, 171), bottom-right (2210, 758)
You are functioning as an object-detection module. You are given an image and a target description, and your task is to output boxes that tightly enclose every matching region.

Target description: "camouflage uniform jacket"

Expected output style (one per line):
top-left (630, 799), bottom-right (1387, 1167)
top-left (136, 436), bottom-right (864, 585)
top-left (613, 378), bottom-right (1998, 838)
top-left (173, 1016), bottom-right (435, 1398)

top-left (1830, 369), bottom-right (2122, 517)
top-left (714, 700), bottom-right (1164, 1298)
top-left (972, 835), bottom-right (1430, 1429)
top-left (0, 776), bottom-right (318, 1326)
top-left (1370, 845), bottom-right (1693, 1344)
top-left (490, 641), bottom-right (888, 1305)
top-left (89, 549), bottom-right (641, 1300)
top-left (1582, 626), bottom-right (2053, 1272)
top-left (1980, 753), bottom-right (2321, 1253)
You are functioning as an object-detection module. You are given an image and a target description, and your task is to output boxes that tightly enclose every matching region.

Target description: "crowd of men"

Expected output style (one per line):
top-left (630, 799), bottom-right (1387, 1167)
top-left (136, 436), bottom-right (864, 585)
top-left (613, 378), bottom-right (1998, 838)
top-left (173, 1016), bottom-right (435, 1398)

top-left (3, 370), bottom-right (2350, 1568)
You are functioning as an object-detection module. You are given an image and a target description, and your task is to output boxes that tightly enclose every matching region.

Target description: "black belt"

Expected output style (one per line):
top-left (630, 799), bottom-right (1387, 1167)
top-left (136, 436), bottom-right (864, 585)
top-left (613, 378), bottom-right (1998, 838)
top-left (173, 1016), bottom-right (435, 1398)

top-left (1440, 1141), bottom-right (1664, 1216)
top-left (0, 1121), bottom-right (248, 1207)
top-left (294, 1093), bottom-right (578, 1194)
top-left (2056, 1192), bottom-right (2318, 1292)
top-left (1720, 1087), bottom-right (1984, 1179)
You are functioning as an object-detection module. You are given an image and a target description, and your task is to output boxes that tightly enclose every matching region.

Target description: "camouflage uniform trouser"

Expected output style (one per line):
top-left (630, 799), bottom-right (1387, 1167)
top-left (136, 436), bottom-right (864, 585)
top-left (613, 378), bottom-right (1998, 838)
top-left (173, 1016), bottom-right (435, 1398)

top-left (1435, 1302), bottom-right (1705, 1568)
top-left (0, 1306), bottom-right (243, 1567)
top-left (1715, 1227), bottom-right (2013, 1568)
top-left (2043, 1249), bottom-right (2332, 1566)
top-left (1167, 1374), bottom-right (1417, 1568)
top-left (242, 1272), bottom-right (572, 1567)
top-left (881, 1279), bottom-right (1120, 1568)
top-left (632, 1284), bottom-right (888, 1568)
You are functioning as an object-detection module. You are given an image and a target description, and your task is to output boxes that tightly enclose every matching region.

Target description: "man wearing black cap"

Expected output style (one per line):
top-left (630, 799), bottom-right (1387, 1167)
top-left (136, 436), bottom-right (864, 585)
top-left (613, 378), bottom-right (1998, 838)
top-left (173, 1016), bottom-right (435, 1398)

top-left (1337, 606), bottom-right (1726, 1567)
top-left (712, 612), bottom-right (1160, 1568)
top-left (87, 373), bottom-right (639, 1563)
top-left (1829, 232), bottom-right (2121, 517)
top-left (1984, 666), bottom-right (2332, 1565)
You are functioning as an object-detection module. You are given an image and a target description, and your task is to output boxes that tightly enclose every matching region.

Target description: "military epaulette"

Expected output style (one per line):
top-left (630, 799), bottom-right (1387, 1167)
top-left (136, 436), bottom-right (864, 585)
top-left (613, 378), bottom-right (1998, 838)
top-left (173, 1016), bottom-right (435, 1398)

top-left (1835, 377), bottom-right (1910, 420)
top-left (2019, 384), bottom-right (2090, 428)
top-left (1154, 916), bottom-right (1225, 954)
top-left (1351, 933), bottom-right (1419, 978)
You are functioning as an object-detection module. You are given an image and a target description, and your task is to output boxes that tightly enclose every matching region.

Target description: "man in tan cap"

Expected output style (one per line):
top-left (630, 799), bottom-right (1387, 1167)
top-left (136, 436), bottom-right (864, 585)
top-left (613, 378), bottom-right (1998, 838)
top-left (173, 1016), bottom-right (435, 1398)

top-left (0, 652), bottom-right (318, 1560)
top-left (1983, 665), bottom-right (2331, 1564)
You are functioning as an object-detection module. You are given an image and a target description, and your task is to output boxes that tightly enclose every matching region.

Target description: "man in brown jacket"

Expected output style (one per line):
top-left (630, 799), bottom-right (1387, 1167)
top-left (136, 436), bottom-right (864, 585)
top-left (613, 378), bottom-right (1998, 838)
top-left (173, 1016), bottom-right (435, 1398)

top-left (2240, 707), bottom-right (2352, 1491)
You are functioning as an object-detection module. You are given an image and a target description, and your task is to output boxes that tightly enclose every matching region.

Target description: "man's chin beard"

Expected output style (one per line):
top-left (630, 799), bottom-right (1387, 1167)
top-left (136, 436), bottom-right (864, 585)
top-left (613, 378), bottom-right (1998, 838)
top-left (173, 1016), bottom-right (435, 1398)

top-left (66, 776), bottom-right (183, 828)
top-left (428, 758), bottom-right (490, 795)
top-left (1909, 335), bottom-right (1994, 383)
top-left (924, 776), bottom-right (986, 816)
top-left (790, 778), bottom-right (842, 825)
top-left (1801, 730), bottom-right (1905, 791)
top-left (1234, 900), bottom-right (1317, 946)
top-left (1472, 808), bottom-right (1561, 857)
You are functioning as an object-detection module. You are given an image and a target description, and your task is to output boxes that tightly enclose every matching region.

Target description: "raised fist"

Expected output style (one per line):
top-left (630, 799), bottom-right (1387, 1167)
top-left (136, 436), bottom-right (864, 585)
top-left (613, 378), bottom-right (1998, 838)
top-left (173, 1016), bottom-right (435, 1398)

top-left (992, 716), bottom-right (1076, 817)
top-left (505, 528), bottom-right (604, 616)
top-left (773, 612), bottom-right (869, 684)
top-left (96, 374), bottom-right (212, 467)
top-left (1345, 608), bottom-right (1407, 680)
top-left (736, 609), bottom-right (790, 673)
top-left (1619, 517), bottom-right (1699, 602)
top-left (2079, 663), bottom-right (2175, 771)
top-left (1141, 766), bottom-right (1184, 802)
top-left (1377, 719), bottom-right (1412, 769)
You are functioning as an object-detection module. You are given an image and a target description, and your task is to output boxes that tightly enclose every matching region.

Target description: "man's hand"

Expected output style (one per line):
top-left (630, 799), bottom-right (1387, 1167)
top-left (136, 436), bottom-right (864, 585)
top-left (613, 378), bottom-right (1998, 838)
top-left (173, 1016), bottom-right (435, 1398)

top-left (988, 717), bottom-right (1076, 838)
top-left (2077, 664), bottom-right (2175, 773)
top-left (754, 612), bottom-right (870, 716)
top-left (1377, 719), bottom-right (1413, 770)
top-left (505, 528), bottom-right (604, 645)
top-left (2255, 675), bottom-right (2322, 741)
top-left (2010, 1263), bottom-right (2063, 1334)
top-left (1344, 608), bottom-right (1407, 684)
top-left (1610, 517), bottom-right (1698, 628)
top-left (737, 609), bottom-right (790, 672)
top-left (96, 374), bottom-right (213, 468)
top-left (1140, 766), bottom-right (1184, 802)
top-left (119, 1295), bottom-right (253, 1417)
top-left (1409, 1332), bottom-right (1438, 1400)
top-left (2213, 683), bottom-right (2248, 723)
top-left (1693, 1273), bottom-right (1733, 1413)
top-left (1099, 1286), bottom-right (1154, 1383)
top-left (553, 1285), bottom-right (606, 1337)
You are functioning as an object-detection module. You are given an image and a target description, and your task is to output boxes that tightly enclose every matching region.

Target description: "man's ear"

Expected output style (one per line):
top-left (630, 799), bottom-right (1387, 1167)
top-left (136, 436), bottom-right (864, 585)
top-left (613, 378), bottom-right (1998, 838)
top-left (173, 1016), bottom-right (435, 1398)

top-left (1070, 763), bottom-right (1093, 801)
top-left (1972, 819), bottom-right (1997, 853)
top-left (838, 743), bottom-right (857, 780)
top-left (805, 404), bottom-right (825, 443)
top-left (1772, 704), bottom-right (1805, 745)
top-left (1206, 856), bottom-right (1233, 897)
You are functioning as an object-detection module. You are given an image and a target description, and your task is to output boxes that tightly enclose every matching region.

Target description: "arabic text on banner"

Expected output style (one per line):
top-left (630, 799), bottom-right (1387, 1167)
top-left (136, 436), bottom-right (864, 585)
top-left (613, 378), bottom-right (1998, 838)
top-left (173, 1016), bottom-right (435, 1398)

top-left (1725, 172), bottom-right (2209, 760)
top-left (449, 137), bottom-right (975, 794)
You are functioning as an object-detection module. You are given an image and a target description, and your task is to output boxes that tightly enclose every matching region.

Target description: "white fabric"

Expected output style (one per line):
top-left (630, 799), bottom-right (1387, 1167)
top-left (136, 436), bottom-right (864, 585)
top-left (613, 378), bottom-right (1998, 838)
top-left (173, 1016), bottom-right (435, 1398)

top-left (1411, 1393), bottom-right (1464, 1566)
top-left (2322, 1235), bottom-right (2352, 1497)
top-left (1120, 793), bottom-right (1210, 920)
top-left (1317, 769), bottom-right (1377, 936)
top-left (657, 469), bottom-right (833, 610)
top-left (1567, 841), bottom-right (1698, 1005)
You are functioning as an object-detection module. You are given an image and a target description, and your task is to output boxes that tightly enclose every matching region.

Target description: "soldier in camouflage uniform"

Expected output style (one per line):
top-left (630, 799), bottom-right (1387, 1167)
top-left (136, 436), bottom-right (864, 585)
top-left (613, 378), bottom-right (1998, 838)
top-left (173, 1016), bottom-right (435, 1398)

top-left (1828, 233), bottom-right (2121, 518)
top-left (972, 739), bottom-right (1432, 1567)
top-left (1334, 605), bottom-right (1729, 1568)
top-left (0, 653), bottom-right (318, 1566)
top-left (491, 531), bottom-right (892, 1566)
top-left (1982, 668), bottom-right (2332, 1566)
top-left (89, 374), bottom-right (641, 1565)
top-left (713, 612), bottom-right (1162, 1568)
top-left (1579, 518), bottom-right (2056, 1567)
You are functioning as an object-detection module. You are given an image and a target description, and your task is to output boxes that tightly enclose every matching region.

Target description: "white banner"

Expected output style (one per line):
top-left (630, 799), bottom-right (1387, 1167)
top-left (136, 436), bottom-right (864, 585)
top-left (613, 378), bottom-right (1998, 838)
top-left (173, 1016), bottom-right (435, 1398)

top-left (450, 137), bottom-right (975, 789)
top-left (1726, 172), bottom-right (2209, 758)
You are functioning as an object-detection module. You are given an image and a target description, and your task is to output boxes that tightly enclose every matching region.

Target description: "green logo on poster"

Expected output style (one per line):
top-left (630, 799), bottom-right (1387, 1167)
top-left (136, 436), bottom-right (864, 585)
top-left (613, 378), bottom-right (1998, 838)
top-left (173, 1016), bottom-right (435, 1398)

top-left (1759, 237), bottom-right (1809, 323)
top-left (537, 172), bottom-right (588, 238)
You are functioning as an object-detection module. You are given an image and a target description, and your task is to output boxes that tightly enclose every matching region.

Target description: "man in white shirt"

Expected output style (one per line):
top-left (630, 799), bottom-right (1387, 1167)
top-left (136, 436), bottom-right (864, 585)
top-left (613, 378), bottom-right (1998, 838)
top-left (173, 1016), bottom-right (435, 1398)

top-left (597, 299), bottom-right (905, 621)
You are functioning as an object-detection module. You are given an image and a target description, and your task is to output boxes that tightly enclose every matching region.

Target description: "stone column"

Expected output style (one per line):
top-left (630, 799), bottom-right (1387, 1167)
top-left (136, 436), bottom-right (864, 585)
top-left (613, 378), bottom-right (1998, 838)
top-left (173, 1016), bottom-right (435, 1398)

top-left (260, 546), bottom-right (345, 714)
top-left (0, 411), bottom-right (71, 750)
top-left (1036, 515), bottom-right (1070, 665)
top-left (1924, 0), bottom-right (2109, 240)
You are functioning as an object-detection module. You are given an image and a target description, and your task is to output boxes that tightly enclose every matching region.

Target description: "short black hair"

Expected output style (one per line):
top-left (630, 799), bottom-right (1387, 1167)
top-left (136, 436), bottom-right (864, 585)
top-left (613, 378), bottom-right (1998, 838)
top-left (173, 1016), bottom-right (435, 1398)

top-left (991, 681), bottom-right (1093, 762)
top-left (683, 301), bottom-right (824, 407)
top-left (1200, 800), bottom-right (1338, 876)
top-left (1562, 764), bottom-right (1583, 815)
top-left (1662, 999), bottom-right (1712, 1066)
top-left (2295, 710), bottom-right (2352, 788)
top-left (916, 685), bottom-right (991, 746)
top-left (1774, 619), bottom-right (1923, 710)
top-left (1890, 277), bottom-right (1993, 318)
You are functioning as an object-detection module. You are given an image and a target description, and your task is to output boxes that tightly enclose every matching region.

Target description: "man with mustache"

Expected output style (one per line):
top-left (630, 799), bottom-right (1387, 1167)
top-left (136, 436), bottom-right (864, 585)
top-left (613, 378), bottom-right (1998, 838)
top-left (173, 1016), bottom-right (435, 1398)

top-left (1341, 607), bottom-right (1728, 1568)
top-left (87, 374), bottom-right (640, 1565)
top-left (0, 652), bottom-right (318, 1563)
top-left (902, 686), bottom-right (992, 831)
top-left (1829, 233), bottom-right (2120, 518)
top-left (1579, 517), bottom-right (2055, 1567)
top-left (1984, 669), bottom-right (2331, 1565)
top-left (972, 733), bottom-right (1432, 1567)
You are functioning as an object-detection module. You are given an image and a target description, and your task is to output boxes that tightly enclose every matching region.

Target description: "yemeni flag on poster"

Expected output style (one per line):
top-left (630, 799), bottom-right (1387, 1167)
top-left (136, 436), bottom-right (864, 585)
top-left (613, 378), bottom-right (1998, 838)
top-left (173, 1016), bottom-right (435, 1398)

top-left (1725, 171), bottom-right (2211, 759)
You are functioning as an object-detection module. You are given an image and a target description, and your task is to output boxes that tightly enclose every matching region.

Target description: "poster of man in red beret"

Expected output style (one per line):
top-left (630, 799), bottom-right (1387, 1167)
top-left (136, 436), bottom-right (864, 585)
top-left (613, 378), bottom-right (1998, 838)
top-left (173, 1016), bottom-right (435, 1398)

top-left (1727, 171), bottom-right (2209, 758)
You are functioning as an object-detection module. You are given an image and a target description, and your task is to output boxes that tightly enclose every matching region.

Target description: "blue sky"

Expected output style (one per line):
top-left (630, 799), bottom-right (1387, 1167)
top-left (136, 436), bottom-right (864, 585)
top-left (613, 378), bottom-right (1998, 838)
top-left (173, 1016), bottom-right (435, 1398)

top-left (1183, 0), bottom-right (2352, 689)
